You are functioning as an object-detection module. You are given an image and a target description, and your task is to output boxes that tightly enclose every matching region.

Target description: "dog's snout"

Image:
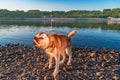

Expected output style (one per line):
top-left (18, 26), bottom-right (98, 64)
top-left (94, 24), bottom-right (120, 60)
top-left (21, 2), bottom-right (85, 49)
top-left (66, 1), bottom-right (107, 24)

top-left (34, 37), bottom-right (39, 40)
top-left (34, 37), bottom-right (39, 42)
top-left (33, 37), bottom-right (38, 45)
top-left (34, 37), bottom-right (37, 40)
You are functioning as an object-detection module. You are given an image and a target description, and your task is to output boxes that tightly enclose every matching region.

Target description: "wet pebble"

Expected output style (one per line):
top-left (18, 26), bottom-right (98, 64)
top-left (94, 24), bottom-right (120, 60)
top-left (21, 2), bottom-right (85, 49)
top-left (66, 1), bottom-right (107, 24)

top-left (96, 72), bottom-right (101, 77)
top-left (112, 76), bottom-right (119, 80)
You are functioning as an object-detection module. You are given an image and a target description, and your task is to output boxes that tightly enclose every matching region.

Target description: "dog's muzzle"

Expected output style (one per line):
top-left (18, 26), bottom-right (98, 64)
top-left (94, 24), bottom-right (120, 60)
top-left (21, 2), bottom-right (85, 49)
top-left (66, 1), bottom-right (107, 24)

top-left (33, 37), bottom-right (39, 45)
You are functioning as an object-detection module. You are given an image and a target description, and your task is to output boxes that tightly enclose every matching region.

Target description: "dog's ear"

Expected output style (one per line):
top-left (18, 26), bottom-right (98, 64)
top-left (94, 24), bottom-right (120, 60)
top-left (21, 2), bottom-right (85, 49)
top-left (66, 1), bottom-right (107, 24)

top-left (36, 32), bottom-right (47, 39)
top-left (39, 32), bottom-right (49, 42)
top-left (39, 32), bottom-right (49, 48)
top-left (39, 32), bottom-right (48, 39)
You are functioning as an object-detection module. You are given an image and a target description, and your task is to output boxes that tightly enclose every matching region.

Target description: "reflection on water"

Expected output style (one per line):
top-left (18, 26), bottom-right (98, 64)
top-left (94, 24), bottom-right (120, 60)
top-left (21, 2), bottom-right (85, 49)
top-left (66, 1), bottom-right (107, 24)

top-left (0, 23), bottom-right (120, 51)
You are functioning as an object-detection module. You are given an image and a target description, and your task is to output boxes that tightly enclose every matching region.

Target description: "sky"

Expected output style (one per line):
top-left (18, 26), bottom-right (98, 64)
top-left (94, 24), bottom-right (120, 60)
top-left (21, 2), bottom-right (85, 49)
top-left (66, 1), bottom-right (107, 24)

top-left (0, 0), bottom-right (120, 11)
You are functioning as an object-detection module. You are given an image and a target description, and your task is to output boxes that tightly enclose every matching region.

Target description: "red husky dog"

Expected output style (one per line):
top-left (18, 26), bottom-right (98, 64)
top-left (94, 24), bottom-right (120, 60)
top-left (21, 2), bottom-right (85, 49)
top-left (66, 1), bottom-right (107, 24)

top-left (33, 30), bottom-right (76, 78)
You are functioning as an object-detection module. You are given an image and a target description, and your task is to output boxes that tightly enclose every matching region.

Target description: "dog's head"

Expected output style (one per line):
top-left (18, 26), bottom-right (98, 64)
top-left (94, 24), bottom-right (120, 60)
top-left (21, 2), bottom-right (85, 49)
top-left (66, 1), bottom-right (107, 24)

top-left (33, 32), bottom-right (49, 49)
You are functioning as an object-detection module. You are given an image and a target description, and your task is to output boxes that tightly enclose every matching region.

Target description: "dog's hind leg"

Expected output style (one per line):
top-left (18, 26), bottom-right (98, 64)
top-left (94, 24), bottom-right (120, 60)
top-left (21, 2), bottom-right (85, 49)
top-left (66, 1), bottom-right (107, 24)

top-left (59, 53), bottom-right (65, 65)
top-left (66, 47), bottom-right (72, 65)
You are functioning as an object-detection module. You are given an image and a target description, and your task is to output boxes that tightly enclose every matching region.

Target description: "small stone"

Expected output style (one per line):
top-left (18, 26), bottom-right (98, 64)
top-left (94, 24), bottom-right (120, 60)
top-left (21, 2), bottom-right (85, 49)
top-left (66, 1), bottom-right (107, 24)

top-left (36, 76), bottom-right (40, 80)
top-left (0, 73), bottom-right (4, 78)
top-left (41, 56), bottom-right (44, 59)
top-left (106, 59), bottom-right (111, 62)
top-left (84, 65), bottom-right (87, 69)
top-left (0, 66), bottom-right (3, 72)
top-left (36, 57), bottom-right (40, 62)
top-left (16, 75), bottom-right (22, 80)
top-left (101, 62), bottom-right (105, 67)
top-left (99, 76), bottom-right (104, 79)
top-left (7, 58), bottom-right (12, 62)
top-left (0, 52), bottom-right (2, 57)
top-left (90, 51), bottom-right (95, 57)
top-left (22, 54), bottom-right (26, 58)
top-left (110, 49), bottom-right (115, 54)
top-left (96, 72), bottom-right (101, 77)
top-left (112, 76), bottom-right (119, 80)
top-left (62, 67), bottom-right (67, 72)
top-left (33, 68), bottom-right (37, 72)
top-left (44, 76), bottom-right (47, 80)
top-left (77, 70), bottom-right (80, 74)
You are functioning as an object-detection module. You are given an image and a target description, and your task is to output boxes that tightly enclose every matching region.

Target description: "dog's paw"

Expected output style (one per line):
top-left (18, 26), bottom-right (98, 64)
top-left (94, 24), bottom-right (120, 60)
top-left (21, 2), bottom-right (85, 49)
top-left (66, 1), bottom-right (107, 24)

top-left (67, 62), bottom-right (71, 65)
top-left (49, 65), bottom-right (52, 69)
top-left (52, 72), bottom-right (57, 79)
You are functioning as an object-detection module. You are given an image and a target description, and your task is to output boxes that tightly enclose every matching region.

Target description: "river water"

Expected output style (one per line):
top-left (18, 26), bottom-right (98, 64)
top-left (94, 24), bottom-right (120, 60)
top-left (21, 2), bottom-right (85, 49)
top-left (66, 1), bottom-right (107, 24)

top-left (0, 23), bottom-right (120, 51)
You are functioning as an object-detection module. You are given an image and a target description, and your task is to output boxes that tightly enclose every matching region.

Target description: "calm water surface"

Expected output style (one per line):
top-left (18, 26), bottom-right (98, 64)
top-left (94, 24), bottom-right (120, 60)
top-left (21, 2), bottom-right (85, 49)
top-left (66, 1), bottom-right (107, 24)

top-left (0, 25), bottom-right (120, 51)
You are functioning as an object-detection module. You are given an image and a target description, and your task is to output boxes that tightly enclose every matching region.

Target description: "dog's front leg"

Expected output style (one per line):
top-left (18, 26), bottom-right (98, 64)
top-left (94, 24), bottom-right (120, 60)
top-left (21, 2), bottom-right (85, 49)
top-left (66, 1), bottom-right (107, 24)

top-left (49, 56), bottom-right (53, 69)
top-left (52, 55), bottom-right (60, 78)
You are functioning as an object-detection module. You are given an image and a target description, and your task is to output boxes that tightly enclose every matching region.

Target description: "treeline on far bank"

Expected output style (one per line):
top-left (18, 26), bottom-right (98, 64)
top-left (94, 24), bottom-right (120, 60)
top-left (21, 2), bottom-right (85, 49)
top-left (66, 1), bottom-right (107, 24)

top-left (0, 8), bottom-right (120, 18)
top-left (0, 21), bottom-right (120, 30)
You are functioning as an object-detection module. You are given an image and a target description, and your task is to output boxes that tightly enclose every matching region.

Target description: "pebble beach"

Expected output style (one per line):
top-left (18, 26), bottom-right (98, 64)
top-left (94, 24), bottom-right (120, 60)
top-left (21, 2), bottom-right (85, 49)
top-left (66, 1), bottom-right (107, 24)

top-left (0, 44), bottom-right (120, 80)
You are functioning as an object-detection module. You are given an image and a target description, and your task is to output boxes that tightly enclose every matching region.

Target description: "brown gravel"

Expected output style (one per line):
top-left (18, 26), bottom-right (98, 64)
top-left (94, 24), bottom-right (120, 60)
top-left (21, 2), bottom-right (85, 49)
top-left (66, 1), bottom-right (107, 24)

top-left (0, 44), bottom-right (120, 80)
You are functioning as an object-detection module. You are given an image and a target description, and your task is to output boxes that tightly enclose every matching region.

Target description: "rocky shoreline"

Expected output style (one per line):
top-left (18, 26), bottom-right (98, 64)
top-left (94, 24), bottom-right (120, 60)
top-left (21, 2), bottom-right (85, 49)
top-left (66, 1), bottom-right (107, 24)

top-left (0, 44), bottom-right (120, 80)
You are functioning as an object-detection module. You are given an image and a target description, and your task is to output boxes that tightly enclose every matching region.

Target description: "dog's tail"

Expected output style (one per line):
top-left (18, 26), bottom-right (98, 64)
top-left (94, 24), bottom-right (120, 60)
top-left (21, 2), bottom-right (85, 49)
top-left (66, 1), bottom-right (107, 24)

top-left (68, 30), bottom-right (76, 39)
